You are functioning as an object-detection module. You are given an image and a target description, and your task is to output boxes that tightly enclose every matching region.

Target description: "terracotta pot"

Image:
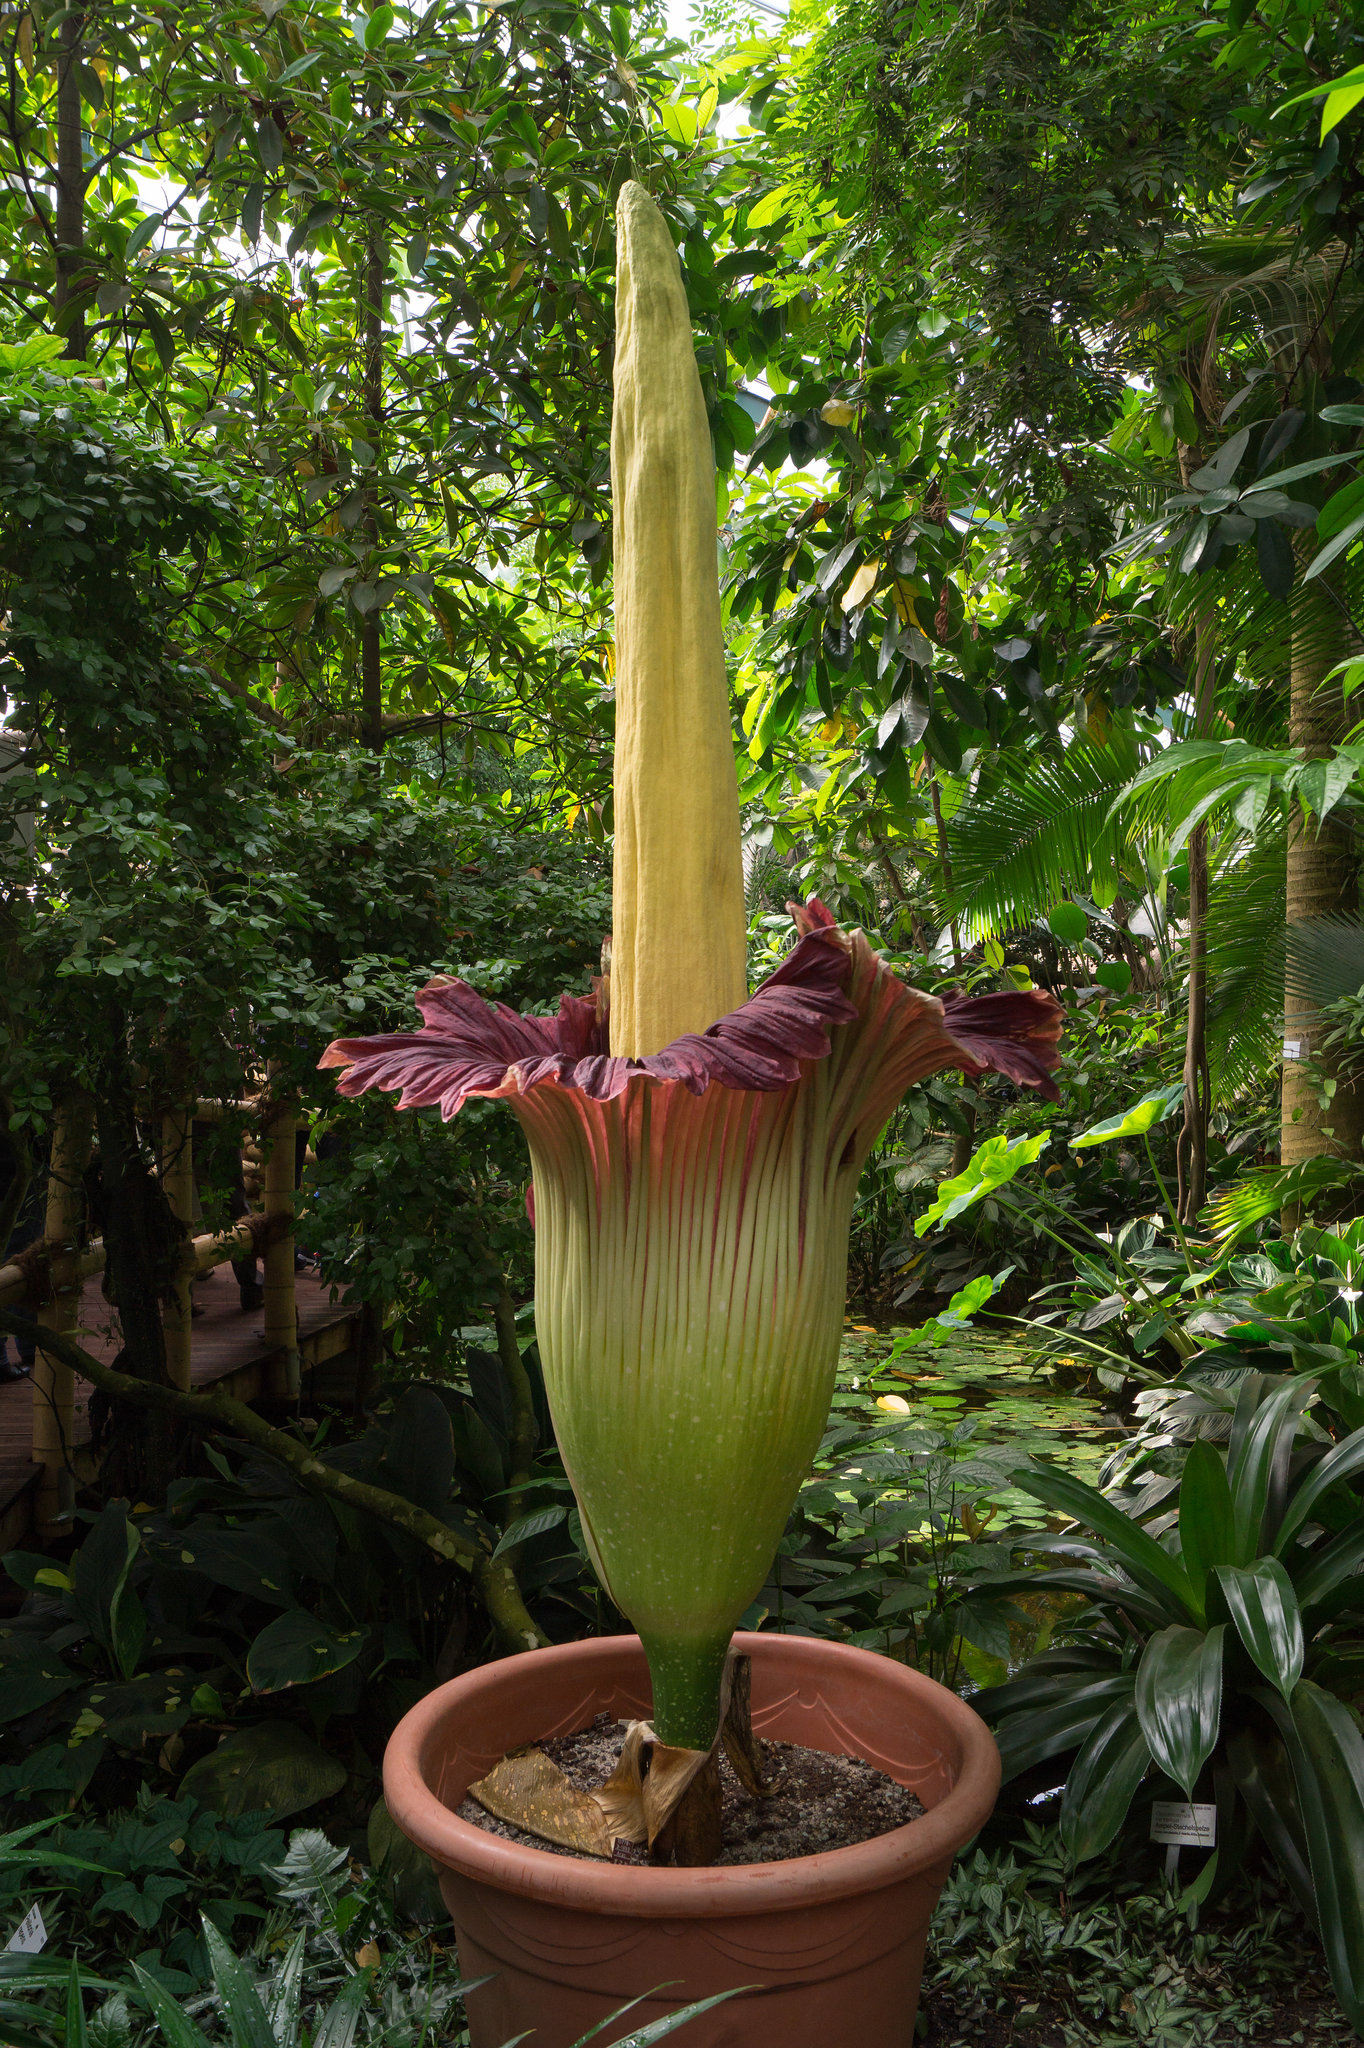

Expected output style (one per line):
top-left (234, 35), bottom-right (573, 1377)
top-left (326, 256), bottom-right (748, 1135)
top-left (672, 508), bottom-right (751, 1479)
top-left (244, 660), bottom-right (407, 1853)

top-left (384, 1631), bottom-right (998, 2048)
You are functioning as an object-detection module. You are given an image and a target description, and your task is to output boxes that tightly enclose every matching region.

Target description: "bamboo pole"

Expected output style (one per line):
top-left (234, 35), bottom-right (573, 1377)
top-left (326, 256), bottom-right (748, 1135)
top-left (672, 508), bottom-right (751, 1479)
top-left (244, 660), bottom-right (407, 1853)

top-left (33, 1098), bottom-right (92, 1528)
top-left (160, 1107), bottom-right (195, 1392)
top-left (261, 1094), bottom-right (298, 1398)
top-left (0, 1215), bottom-right (288, 1307)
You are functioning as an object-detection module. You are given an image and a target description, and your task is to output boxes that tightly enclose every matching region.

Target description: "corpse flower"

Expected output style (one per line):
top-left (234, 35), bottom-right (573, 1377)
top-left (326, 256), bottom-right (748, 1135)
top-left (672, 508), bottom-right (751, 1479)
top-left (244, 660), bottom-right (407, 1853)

top-left (323, 181), bottom-right (1063, 1848)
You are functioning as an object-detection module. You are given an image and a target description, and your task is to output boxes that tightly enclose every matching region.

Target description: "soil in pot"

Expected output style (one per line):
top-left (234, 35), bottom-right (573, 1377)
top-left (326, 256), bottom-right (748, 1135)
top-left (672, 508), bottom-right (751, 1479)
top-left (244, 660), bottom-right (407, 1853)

top-left (457, 1710), bottom-right (926, 1865)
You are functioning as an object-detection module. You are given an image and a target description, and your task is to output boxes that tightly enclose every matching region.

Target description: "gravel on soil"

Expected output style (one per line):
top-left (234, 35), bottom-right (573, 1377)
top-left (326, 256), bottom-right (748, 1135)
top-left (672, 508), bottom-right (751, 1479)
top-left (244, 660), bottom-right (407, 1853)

top-left (456, 1710), bottom-right (926, 1865)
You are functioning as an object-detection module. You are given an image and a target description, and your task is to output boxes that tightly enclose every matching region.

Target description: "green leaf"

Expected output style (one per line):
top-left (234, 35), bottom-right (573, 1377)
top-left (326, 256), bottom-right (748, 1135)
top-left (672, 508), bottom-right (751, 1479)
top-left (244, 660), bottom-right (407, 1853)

top-left (65, 1960), bottom-right (87, 2048)
top-left (1228, 1374), bottom-right (1312, 1561)
top-left (991, 1675), bottom-right (1137, 1779)
top-left (247, 1611), bottom-right (368, 1693)
top-left (1011, 1465), bottom-right (1199, 1616)
top-left (131, 1964), bottom-right (215, 2048)
top-left (1276, 1420), bottom-right (1364, 1551)
top-left (914, 1131), bottom-right (1050, 1236)
top-left (364, 5), bottom-right (395, 47)
top-left (1070, 1082), bottom-right (1183, 1148)
top-left (1059, 1699), bottom-right (1151, 1860)
top-left (201, 1918), bottom-right (278, 2048)
top-left (1216, 1560), bottom-right (1303, 1702)
top-left (313, 1971), bottom-right (376, 2048)
top-left (1304, 510), bottom-right (1364, 583)
top-left (575, 1988), bottom-right (753, 2047)
top-left (1135, 1624), bottom-right (1225, 1799)
top-left (1094, 960), bottom-right (1132, 995)
top-left (1275, 1682), bottom-right (1364, 2029)
top-left (1256, 516), bottom-right (1295, 599)
top-left (125, 215), bottom-right (161, 260)
top-left (1178, 1440), bottom-right (1237, 1606)
top-left (1047, 901), bottom-right (1087, 944)
top-left (492, 1505), bottom-right (567, 1559)
top-left (177, 1721), bottom-right (346, 1820)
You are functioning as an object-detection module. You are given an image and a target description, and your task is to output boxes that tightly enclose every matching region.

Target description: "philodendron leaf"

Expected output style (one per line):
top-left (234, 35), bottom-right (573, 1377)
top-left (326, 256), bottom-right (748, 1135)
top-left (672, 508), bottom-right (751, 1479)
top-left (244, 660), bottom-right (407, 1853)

top-left (1136, 1624), bottom-right (1225, 1799)
top-left (915, 1131), bottom-right (1050, 1236)
top-left (1070, 1082), bottom-right (1183, 1149)
top-left (1060, 1698), bottom-right (1151, 1861)
top-left (1216, 1559), bottom-right (1304, 1703)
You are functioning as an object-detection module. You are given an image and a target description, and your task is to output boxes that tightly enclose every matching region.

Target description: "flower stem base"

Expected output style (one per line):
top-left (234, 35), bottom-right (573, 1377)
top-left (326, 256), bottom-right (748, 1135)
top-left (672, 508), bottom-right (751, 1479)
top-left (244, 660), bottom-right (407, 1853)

top-left (640, 1630), bottom-right (732, 1751)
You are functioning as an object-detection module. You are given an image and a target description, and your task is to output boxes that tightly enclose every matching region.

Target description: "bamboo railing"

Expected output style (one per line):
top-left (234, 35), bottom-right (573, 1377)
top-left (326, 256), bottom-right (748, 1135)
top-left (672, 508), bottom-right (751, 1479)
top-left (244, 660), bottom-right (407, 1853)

top-left (8, 1096), bottom-right (302, 1529)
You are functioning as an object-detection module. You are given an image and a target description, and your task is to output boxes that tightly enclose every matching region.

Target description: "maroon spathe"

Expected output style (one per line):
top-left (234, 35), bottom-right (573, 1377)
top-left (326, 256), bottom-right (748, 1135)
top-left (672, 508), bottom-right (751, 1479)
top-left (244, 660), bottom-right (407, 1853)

top-left (321, 898), bottom-right (1063, 1113)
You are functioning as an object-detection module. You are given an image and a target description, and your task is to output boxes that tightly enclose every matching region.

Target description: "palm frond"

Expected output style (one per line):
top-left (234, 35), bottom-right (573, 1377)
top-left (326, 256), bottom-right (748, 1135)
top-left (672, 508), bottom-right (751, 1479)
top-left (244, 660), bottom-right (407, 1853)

top-left (1204, 834), bottom-right (1287, 1096)
top-left (944, 734), bottom-right (1145, 939)
top-left (1204, 1155), bottom-right (1364, 1245)
top-left (1286, 911), bottom-right (1364, 1011)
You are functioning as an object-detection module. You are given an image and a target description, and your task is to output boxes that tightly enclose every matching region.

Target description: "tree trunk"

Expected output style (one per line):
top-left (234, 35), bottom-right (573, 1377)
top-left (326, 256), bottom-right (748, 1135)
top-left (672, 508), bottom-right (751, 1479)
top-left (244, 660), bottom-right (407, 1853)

top-left (1281, 567), bottom-right (1364, 1217)
top-left (1177, 615), bottom-right (1215, 1224)
top-left (93, 1042), bottom-right (185, 1498)
top-left (53, 12), bottom-right (87, 360)
top-left (360, 228), bottom-right (384, 752)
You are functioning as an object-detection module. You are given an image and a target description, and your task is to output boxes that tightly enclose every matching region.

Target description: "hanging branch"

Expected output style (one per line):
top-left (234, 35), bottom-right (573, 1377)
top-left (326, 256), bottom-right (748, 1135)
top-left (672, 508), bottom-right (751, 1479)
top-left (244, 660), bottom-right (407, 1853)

top-left (0, 1308), bottom-right (549, 1655)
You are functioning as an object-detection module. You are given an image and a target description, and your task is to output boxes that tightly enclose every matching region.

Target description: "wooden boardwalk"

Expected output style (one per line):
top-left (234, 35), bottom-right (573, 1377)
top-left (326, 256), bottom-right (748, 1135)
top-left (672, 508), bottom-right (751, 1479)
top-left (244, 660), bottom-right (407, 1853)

top-left (0, 1264), bottom-right (362, 1546)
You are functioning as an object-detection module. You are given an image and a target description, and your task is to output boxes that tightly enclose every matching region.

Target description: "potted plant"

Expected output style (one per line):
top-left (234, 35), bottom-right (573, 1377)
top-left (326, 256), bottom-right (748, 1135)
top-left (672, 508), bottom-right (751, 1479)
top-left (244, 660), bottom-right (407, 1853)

top-left (323, 181), bottom-right (1063, 2048)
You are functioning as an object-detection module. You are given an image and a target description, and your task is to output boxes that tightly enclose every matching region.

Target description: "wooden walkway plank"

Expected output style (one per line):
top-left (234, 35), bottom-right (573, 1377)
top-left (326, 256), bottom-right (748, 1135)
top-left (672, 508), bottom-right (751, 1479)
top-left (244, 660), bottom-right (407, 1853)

top-left (0, 1265), bottom-right (362, 1546)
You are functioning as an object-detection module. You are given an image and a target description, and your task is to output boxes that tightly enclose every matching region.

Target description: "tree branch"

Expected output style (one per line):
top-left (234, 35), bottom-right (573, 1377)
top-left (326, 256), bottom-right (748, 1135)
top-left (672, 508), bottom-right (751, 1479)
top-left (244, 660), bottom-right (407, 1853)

top-left (0, 1308), bottom-right (549, 1652)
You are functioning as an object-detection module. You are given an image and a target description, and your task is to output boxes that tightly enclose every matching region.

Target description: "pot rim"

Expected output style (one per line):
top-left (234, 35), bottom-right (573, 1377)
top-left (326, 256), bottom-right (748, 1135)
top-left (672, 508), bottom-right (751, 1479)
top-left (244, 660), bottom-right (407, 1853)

top-left (383, 1631), bottom-right (1000, 1917)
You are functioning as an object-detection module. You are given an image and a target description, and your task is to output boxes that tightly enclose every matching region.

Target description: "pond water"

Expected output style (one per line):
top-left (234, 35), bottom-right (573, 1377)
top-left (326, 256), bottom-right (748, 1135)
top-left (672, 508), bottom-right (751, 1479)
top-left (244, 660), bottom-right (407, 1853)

top-left (831, 1319), bottom-right (1127, 1529)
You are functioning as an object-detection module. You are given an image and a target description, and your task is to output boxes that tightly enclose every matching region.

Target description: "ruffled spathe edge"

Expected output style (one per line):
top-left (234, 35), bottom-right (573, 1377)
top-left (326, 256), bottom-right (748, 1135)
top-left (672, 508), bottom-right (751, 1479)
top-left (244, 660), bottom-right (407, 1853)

top-left (320, 898), bottom-right (1064, 1116)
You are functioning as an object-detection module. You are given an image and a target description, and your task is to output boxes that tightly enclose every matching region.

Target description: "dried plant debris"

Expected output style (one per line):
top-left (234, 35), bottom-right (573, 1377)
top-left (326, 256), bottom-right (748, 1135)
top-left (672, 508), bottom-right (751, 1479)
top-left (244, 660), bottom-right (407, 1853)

top-left (461, 1712), bottom-right (925, 1867)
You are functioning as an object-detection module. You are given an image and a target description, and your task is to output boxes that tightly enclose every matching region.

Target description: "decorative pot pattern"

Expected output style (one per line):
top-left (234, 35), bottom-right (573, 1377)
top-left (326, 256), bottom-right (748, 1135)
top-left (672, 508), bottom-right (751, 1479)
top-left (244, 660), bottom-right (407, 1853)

top-left (384, 1633), bottom-right (1000, 2048)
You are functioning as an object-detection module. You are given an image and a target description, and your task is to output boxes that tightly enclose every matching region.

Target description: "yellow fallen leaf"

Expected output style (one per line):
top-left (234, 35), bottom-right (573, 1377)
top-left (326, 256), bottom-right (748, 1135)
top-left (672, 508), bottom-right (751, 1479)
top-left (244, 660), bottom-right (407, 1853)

top-left (892, 578), bottom-right (922, 629)
top-left (841, 560), bottom-right (880, 612)
top-left (469, 1747), bottom-right (613, 1857)
top-left (354, 1942), bottom-right (380, 1969)
top-left (877, 1394), bottom-right (912, 1414)
top-left (821, 398), bottom-right (856, 426)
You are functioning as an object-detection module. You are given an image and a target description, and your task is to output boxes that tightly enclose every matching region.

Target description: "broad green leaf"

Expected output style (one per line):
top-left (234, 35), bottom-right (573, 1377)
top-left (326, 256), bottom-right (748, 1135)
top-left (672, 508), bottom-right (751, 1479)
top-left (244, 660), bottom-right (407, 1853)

top-left (1275, 1683), bottom-right (1364, 2030)
top-left (1047, 901), bottom-right (1086, 945)
top-left (1293, 1514), bottom-right (1364, 1614)
top-left (1010, 1464), bottom-right (1198, 1616)
top-left (1135, 1624), bottom-right (1224, 1799)
top-left (991, 1675), bottom-right (1136, 1779)
top-left (1216, 1560), bottom-right (1303, 1702)
top-left (1070, 1082), bottom-right (1183, 1148)
top-left (178, 1721), bottom-right (346, 1820)
top-left (1059, 1699), bottom-right (1151, 1860)
top-left (247, 1611), bottom-right (367, 1694)
top-left (915, 1131), bottom-right (1050, 1236)
top-left (1178, 1440), bottom-right (1236, 1606)
top-left (1229, 1375), bottom-right (1313, 1560)
top-left (1275, 1420), bottom-right (1364, 1551)
top-left (492, 1505), bottom-right (568, 1558)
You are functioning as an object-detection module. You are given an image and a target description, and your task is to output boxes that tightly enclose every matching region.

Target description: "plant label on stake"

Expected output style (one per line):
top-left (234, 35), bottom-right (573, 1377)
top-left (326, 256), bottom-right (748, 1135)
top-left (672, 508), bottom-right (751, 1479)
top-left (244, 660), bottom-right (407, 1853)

top-left (1150, 1801), bottom-right (1216, 1847)
top-left (5, 1903), bottom-right (46, 1953)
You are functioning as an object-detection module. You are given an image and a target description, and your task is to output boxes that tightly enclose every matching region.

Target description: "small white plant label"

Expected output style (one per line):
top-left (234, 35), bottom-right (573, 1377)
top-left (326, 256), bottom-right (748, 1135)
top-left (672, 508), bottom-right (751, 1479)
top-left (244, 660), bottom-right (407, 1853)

top-left (1150, 1801), bottom-right (1216, 1848)
top-left (1283, 1038), bottom-right (1303, 1061)
top-left (5, 1904), bottom-right (47, 1954)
